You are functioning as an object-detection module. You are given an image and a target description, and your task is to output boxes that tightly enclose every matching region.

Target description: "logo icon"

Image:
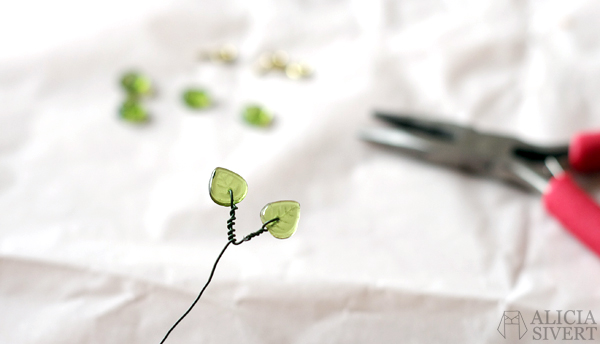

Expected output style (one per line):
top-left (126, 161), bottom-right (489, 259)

top-left (498, 311), bottom-right (528, 339)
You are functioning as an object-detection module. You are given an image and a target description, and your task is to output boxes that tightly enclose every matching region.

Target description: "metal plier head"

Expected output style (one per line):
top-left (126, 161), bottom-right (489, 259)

top-left (360, 112), bottom-right (569, 192)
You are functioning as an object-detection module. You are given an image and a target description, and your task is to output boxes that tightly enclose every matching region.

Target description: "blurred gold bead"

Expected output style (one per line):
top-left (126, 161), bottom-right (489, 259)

top-left (285, 62), bottom-right (313, 80)
top-left (215, 44), bottom-right (238, 63)
top-left (257, 52), bottom-right (274, 72)
top-left (270, 51), bottom-right (289, 69)
top-left (200, 44), bottom-right (238, 63)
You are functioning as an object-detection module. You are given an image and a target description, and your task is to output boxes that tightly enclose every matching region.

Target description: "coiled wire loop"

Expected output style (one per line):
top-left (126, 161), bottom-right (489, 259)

top-left (227, 189), bottom-right (238, 243)
top-left (227, 189), bottom-right (278, 245)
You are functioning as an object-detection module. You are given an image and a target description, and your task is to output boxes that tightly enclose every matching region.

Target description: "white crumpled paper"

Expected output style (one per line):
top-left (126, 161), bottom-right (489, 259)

top-left (2, 0), bottom-right (600, 343)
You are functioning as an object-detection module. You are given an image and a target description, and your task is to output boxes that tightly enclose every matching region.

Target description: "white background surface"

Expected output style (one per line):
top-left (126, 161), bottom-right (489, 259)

top-left (1, 0), bottom-right (600, 342)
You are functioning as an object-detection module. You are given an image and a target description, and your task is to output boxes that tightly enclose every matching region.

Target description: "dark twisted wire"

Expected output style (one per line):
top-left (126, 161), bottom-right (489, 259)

top-left (227, 189), bottom-right (278, 245)
top-left (232, 217), bottom-right (278, 245)
top-left (226, 189), bottom-right (238, 243)
top-left (158, 241), bottom-right (231, 344)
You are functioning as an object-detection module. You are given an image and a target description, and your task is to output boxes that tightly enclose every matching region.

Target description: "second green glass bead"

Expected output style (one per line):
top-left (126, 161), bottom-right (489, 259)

top-left (242, 105), bottom-right (274, 127)
top-left (120, 72), bottom-right (153, 97)
top-left (183, 89), bottom-right (212, 110)
top-left (119, 100), bottom-right (149, 123)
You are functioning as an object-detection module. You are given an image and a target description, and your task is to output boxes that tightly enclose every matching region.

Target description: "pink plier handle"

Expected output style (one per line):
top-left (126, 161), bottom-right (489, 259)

top-left (570, 131), bottom-right (600, 173)
top-left (542, 131), bottom-right (600, 255)
top-left (543, 173), bottom-right (600, 256)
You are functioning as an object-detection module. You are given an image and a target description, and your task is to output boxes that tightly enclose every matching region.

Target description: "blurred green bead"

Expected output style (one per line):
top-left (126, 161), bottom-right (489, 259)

top-left (242, 105), bottom-right (273, 127)
top-left (183, 89), bottom-right (212, 109)
top-left (119, 100), bottom-right (149, 123)
top-left (120, 72), bottom-right (152, 97)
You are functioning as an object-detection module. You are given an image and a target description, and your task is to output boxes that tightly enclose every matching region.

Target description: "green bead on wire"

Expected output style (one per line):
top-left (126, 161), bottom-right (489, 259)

top-left (158, 167), bottom-right (300, 344)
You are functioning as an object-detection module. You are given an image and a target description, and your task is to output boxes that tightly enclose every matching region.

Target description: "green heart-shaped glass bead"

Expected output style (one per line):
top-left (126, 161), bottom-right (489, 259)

top-left (120, 72), bottom-right (152, 97)
top-left (242, 105), bottom-right (273, 127)
top-left (260, 201), bottom-right (300, 239)
top-left (209, 167), bottom-right (248, 206)
top-left (119, 100), bottom-right (149, 123)
top-left (183, 89), bottom-right (212, 109)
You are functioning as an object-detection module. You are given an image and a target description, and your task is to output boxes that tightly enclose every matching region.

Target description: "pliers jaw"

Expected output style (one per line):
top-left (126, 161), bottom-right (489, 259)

top-left (364, 114), bottom-right (600, 258)
top-left (361, 112), bottom-right (569, 193)
top-left (508, 147), bottom-right (570, 193)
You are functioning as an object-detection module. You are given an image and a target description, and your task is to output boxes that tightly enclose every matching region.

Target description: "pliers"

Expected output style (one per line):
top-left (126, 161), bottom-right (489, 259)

top-left (360, 112), bottom-right (600, 257)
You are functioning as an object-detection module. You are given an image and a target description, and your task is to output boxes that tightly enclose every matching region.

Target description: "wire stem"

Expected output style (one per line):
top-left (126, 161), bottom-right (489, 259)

top-left (159, 241), bottom-right (232, 344)
top-left (158, 189), bottom-right (279, 343)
